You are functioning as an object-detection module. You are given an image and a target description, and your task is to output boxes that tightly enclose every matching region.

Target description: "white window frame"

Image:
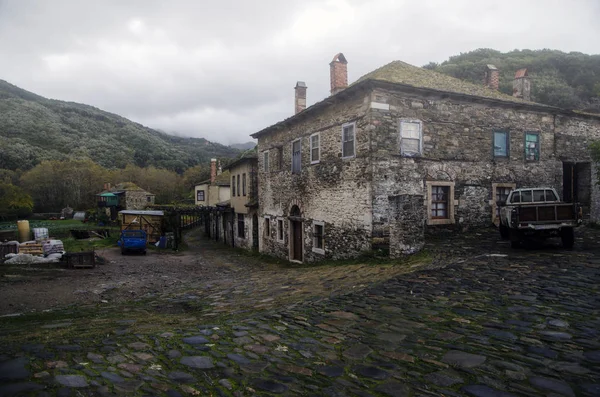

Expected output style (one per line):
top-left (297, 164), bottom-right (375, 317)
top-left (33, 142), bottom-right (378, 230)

top-left (490, 183), bottom-right (516, 225)
top-left (263, 151), bottom-right (269, 172)
top-left (291, 138), bottom-right (302, 174)
top-left (341, 122), bottom-right (356, 159)
top-left (312, 220), bottom-right (325, 255)
top-left (425, 181), bottom-right (456, 225)
top-left (276, 218), bottom-right (285, 243)
top-left (310, 133), bottom-right (320, 164)
top-left (197, 190), bottom-right (205, 202)
top-left (399, 119), bottom-right (423, 157)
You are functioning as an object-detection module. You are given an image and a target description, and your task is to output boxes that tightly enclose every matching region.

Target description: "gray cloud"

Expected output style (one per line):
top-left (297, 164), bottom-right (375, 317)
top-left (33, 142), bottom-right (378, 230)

top-left (1, 0), bottom-right (599, 144)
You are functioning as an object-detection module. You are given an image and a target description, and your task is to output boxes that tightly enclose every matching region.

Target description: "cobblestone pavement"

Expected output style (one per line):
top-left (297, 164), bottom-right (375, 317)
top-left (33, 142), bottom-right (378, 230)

top-left (0, 228), bottom-right (599, 396)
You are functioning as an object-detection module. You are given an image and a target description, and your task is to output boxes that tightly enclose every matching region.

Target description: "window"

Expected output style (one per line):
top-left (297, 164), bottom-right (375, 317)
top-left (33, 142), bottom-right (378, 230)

top-left (236, 175), bottom-right (240, 197)
top-left (277, 219), bottom-right (284, 242)
top-left (491, 183), bottom-right (515, 225)
top-left (342, 123), bottom-right (355, 158)
top-left (231, 176), bottom-right (236, 196)
top-left (426, 181), bottom-right (455, 225)
top-left (277, 147), bottom-right (283, 171)
top-left (494, 130), bottom-right (509, 157)
top-left (399, 120), bottom-right (422, 156)
top-left (242, 173), bottom-right (246, 196)
top-left (312, 221), bottom-right (324, 254)
top-left (237, 214), bottom-right (245, 238)
top-left (292, 139), bottom-right (301, 174)
top-left (264, 217), bottom-right (270, 238)
top-left (197, 190), bottom-right (205, 202)
top-left (263, 151), bottom-right (269, 172)
top-left (431, 186), bottom-right (449, 219)
top-left (525, 132), bottom-right (540, 161)
top-left (310, 133), bottom-right (320, 164)
top-left (147, 196), bottom-right (152, 202)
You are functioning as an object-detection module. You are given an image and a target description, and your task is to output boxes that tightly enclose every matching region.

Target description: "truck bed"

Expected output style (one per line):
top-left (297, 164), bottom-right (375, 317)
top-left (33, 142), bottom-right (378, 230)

top-left (517, 203), bottom-right (576, 224)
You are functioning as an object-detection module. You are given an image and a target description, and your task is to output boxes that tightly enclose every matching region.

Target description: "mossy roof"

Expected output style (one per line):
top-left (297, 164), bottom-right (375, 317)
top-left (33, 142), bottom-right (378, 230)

top-left (252, 59), bottom-right (600, 138)
top-left (354, 60), bottom-right (547, 106)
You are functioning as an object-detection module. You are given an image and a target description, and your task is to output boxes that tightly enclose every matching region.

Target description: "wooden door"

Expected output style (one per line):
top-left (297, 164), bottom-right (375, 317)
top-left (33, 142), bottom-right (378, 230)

top-left (252, 214), bottom-right (259, 250)
top-left (292, 220), bottom-right (302, 261)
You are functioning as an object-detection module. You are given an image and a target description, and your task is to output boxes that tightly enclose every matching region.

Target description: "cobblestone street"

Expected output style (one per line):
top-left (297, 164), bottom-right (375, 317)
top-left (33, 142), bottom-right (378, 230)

top-left (0, 228), bottom-right (599, 396)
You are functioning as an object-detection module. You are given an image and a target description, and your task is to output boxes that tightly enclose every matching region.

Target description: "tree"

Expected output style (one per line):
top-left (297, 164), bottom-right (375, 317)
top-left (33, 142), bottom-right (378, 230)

top-left (20, 159), bottom-right (107, 211)
top-left (0, 183), bottom-right (33, 218)
top-left (181, 164), bottom-right (210, 192)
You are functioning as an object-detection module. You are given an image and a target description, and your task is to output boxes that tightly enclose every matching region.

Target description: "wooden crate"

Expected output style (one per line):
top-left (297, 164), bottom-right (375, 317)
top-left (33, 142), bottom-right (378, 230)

top-left (0, 243), bottom-right (19, 262)
top-left (18, 243), bottom-right (44, 256)
top-left (63, 251), bottom-right (96, 269)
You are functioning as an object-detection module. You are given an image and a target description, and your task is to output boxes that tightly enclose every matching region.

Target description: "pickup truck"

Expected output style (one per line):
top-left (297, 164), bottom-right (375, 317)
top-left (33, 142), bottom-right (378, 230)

top-left (498, 187), bottom-right (582, 249)
top-left (117, 230), bottom-right (147, 255)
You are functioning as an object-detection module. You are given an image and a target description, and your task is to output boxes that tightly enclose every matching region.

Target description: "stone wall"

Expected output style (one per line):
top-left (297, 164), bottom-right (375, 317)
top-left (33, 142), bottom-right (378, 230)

top-left (255, 81), bottom-right (600, 261)
top-left (257, 88), bottom-right (373, 262)
top-left (124, 190), bottom-right (154, 210)
top-left (388, 194), bottom-right (425, 258)
top-left (233, 210), bottom-right (258, 250)
top-left (367, 87), bottom-right (565, 240)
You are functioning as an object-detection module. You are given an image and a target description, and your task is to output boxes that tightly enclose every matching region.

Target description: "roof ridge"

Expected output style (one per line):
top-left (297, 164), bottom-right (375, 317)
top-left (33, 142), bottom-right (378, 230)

top-left (354, 60), bottom-right (546, 106)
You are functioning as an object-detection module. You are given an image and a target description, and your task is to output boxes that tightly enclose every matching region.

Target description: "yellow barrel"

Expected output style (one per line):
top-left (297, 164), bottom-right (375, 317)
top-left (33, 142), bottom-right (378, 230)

top-left (17, 220), bottom-right (30, 243)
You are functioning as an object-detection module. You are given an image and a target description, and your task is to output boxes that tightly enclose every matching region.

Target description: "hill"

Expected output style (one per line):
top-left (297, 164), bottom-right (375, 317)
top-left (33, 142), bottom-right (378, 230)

top-left (424, 49), bottom-right (600, 112)
top-left (229, 141), bottom-right (256, 151)
top-left (0, 80), bottom-right (240, 172)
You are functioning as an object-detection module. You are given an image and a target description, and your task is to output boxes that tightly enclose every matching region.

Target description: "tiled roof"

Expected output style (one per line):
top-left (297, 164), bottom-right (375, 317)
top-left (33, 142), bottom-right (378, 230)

top-left (354, 61), bottom-right (547, 106)
top-left (514, 68), bottom-right (528, 79)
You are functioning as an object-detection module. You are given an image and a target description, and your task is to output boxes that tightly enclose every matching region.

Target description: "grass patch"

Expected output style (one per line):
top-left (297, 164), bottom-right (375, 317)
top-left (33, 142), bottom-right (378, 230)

top-left (61, 236), bottom-right (118, 252)
top-left (241, 247), bottom-right (432, 269)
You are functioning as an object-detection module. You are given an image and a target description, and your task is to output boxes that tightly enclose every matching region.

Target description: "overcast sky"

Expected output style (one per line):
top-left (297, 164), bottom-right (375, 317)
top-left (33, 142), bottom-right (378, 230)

top-left (1, 0), bottom-right (599, 144)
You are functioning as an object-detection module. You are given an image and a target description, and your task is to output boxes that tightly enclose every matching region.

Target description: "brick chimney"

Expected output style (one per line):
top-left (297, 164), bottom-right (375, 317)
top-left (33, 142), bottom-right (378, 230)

top-left (103, 182), bottom-right (111, 191)
top-left (330, 53), bottom-right (348, 95)
top-left (210, 158), bottom-right (217, 184)
top-left (484, 64), bottom-right (499, 90)
top-left (294, 81), bottom-right (307, 114)
top-left (513, 68), bottom-right (531, 101)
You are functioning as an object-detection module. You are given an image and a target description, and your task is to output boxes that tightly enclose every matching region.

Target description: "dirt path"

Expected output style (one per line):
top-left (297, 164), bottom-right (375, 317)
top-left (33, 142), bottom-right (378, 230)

top-left (0, 228), bottom-right (424, 316)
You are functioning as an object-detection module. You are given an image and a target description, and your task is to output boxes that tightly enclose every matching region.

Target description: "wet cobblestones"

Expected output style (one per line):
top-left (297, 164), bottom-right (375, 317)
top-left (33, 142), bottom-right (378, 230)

top-left (0, 228), bottom-right (599, 396)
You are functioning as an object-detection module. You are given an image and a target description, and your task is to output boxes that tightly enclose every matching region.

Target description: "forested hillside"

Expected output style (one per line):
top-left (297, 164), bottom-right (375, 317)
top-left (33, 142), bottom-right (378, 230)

top-left (424, 49), bottom-right (600, 112)
top-left (0, 80), bottom-right (240, 172)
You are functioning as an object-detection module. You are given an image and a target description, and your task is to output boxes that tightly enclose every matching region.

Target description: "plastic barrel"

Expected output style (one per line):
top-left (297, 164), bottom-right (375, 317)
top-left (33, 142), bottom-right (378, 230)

top-left (17, 220), bottom-right (30, 243)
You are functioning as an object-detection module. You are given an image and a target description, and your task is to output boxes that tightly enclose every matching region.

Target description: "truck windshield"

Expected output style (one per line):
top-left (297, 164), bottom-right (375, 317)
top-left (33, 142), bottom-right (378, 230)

top-left (123, 231), bottom-right (144, 238)
top-left (511, 189), bottom-right (559, 203)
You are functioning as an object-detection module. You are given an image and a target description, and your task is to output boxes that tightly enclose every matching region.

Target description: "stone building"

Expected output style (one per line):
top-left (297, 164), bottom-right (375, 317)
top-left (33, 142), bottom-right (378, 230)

top-left (251, 53), bottom-right (600, 263)
top-left (97, 182), bottom-right (155, 220)
top-left (222, 153), bottom-right (259, 250)
top-left (194, 159), bottom-right (231, 207)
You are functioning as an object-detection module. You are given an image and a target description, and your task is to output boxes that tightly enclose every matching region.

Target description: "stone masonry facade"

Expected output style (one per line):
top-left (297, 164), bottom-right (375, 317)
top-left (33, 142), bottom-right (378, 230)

top-left (253, 58), bottom-right (600, 263)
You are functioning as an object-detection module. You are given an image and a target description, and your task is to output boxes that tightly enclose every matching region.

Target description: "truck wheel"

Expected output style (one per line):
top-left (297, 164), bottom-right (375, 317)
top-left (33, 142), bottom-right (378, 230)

top-left (121, 247), bottom-right (126, 255)
top-left (561, 227), bottom-right (574, 249)
top-left (510, 230), bottom-right (521, 249)
top-left (499, 224), bottom-right (510, 240)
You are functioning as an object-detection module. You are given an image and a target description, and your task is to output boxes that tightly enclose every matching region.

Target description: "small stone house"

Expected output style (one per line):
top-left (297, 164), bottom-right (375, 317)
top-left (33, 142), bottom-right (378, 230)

top-left (97, 182), bottom-right (155, 220)
top-left (251, 53), bottom-right (600, 263)
top-left (194, 159), bottom-right (231, 207)
top-left (222, 152), bottom-right (259, 249)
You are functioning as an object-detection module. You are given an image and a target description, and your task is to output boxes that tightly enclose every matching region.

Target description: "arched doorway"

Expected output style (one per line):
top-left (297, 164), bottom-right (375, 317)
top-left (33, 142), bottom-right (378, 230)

top-left (289, 205), bottom-right (303, 262)
top-left (252, 213), bottom-right (259, 250)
